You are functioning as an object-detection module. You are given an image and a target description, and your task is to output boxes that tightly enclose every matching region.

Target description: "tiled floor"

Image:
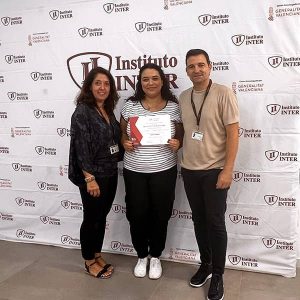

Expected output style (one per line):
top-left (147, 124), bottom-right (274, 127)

top-left (0, 240), bottom-right (299, 300)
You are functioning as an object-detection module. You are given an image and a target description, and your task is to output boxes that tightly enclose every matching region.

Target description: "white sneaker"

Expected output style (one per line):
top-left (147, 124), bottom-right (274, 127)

top-left (134, 257), bottom-right (148, 278)
top-left (149, 257), bottom-right (162, 279)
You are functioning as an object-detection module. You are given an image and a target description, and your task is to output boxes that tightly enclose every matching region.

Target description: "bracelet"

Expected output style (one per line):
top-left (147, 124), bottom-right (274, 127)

top-left (84, 175), bottom-right (95, 183)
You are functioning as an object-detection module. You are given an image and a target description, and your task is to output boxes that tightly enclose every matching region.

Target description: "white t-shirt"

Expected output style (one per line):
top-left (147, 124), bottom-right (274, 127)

top-left (121, 100), bottom-right (181, 173)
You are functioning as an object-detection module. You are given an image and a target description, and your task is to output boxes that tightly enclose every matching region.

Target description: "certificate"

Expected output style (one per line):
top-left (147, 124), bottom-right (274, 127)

top-left (129, 114), bottom-right (171, 145)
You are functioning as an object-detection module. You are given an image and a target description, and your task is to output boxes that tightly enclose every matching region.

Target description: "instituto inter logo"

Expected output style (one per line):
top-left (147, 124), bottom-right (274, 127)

top-left (40, 215), bottom-right (61, 225)
top-left (61, 235), bottom-right (80, 246)
top-left (231, 34), bottom-right (263, 46)
top-left (103, 3), bottom-right (129, 13)
top-left (232, 171), bottom-right (261, 183)
top-left (7, 91), bottom-right (29, 101)
top-left (135, 21), bottom-right (162, 32)
top-left (35, 146), bottom-right (56, 155)
top-left (229, 214), bottom-right (259, 226)
top-left (228, 255), bottom-right (258, 267)
top-left (198, 13), bottom-right (229, 26)
top-left (265, 150), bottom-right (298, 162)
top-left (111, 241), bottom-right (134, 253)
top-left (15, 197), bottom-right (36, 207)
top-left (30, 71), bottom-right (52, 81)
top-left (78, 27), bottom-right (103, 38)
top-left (5, 54), bottom-right (25, 64)
top-left (49, 10), bottom-right (73, 20)
top-left (37, 181), bottom-right (59, 191)
top-left (266, 103), bottom-right (299, 115)
top-left (61, 200), bottom-right (82, 210)
top-left (262, 237), bottom-right (294, 250)
top-left (1, 16), bottom-right (22, 26)
top-left (67, 52), bottom-right (178, 91)
top-left (33, 109), bottom-right (55, 119)
top-left (16, 229), bottom-right (35, 239)
top-left (12, 163), bottom-right (32, 172)
top-left (264, 194), bottom-right (296, 207)
top-left (238, 127), bottom-right (262, 138)
top-left (268, 55), bottom-right (300, 68)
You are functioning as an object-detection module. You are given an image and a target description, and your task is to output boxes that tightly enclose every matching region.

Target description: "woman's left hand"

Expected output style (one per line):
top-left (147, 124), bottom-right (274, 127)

top-left (87, 181), bottom-right (100, 197)
top-left (168, 138), bottom-right (180, 152)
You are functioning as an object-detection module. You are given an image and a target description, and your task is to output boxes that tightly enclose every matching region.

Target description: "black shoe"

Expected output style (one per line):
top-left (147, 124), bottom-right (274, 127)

top-left (190, 263), bottom-right (212, 287)
top-left (207, 274), bottom-right (224, 300)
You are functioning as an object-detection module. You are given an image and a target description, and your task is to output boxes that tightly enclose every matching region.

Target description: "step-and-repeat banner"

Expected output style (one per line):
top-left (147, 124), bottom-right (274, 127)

top-left (0, 0), bottom-right (299, 277)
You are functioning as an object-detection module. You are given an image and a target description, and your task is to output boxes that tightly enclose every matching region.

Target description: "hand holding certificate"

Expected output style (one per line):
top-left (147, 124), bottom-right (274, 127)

top-left (129, 114), bottom-right (171, 145)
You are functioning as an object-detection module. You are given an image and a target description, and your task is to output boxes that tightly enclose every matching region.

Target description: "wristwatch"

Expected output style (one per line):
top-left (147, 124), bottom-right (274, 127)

top-left (84, 175), bottom-right (95, 183)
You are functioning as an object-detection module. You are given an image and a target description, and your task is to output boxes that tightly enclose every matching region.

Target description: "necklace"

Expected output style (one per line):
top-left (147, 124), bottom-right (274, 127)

top-left (143, 99), bottom-right (165, 111)
top-left (95, 106), bottom-right (110, 124)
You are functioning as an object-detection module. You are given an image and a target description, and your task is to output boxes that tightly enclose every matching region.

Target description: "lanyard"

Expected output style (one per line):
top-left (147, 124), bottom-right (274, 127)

top-left (190, 79), bottom-right (212, 129)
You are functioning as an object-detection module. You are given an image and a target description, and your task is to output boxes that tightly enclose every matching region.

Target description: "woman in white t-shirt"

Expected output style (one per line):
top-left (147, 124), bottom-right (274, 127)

top-left (120, 63), bottom-right (183, 279)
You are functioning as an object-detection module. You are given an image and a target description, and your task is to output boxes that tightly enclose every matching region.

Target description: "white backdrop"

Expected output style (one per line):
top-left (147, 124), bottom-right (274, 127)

top-left (0, 0), bottom-right (299, 278)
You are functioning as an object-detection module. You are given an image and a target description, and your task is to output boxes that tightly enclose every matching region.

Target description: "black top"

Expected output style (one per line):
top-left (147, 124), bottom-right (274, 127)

top-left (68, 103), bottom-right (121, 186)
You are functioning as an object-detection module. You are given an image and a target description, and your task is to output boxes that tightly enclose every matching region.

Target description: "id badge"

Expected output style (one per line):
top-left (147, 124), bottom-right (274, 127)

top-left (110, 144), bottom-right (119, 155)
top-left (191, 131), bottom-right (203, 141)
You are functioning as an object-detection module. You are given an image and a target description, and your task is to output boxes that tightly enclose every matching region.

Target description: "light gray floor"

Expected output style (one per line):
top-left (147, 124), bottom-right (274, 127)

top-left (0, 240), bottom-right (299, 300)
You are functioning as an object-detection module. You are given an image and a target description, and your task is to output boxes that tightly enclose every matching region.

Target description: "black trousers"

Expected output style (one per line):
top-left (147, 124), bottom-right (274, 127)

top-left (181, 168), bottom-right (228, 275)
top-left (79, 175), bottom-right (118, 260)
top-left (123, 166), bottom-right (177, 258)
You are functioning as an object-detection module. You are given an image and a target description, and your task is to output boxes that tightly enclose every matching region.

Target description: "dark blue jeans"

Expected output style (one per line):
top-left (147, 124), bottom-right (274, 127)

top-left (182, 168), bottom-right (228, 275)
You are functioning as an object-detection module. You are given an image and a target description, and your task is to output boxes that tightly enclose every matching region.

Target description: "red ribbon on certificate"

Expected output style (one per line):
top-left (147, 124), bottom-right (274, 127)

top-left (129, 116), bottom-right (143, 145)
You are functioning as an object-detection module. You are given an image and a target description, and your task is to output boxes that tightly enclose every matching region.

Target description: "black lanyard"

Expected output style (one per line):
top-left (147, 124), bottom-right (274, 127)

top-left (190, 79), bottom-right (212, 129)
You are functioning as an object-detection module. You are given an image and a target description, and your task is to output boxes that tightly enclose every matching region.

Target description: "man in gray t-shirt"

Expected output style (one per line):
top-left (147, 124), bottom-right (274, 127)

top-left (179, 49), bottom-right (239, 300)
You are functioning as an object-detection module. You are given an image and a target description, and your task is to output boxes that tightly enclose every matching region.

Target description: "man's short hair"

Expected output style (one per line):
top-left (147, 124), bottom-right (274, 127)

top-left (185, 49), bottom-right (211, 65)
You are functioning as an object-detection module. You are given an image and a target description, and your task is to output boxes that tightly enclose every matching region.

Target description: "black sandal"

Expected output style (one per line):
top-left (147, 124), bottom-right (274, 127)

top-left (85, 261), bottom-right (111, 279)
top-left (95, 255), bottom-right (114, 273)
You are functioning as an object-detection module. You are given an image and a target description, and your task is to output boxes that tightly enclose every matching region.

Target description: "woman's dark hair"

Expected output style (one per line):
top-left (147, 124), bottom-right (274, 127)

top-left (185, 49), bottom-right (211, 65)
top-left (127, 63), bottom-right (177, 103)
top-left (75, 67), bottom-right (119, 115)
